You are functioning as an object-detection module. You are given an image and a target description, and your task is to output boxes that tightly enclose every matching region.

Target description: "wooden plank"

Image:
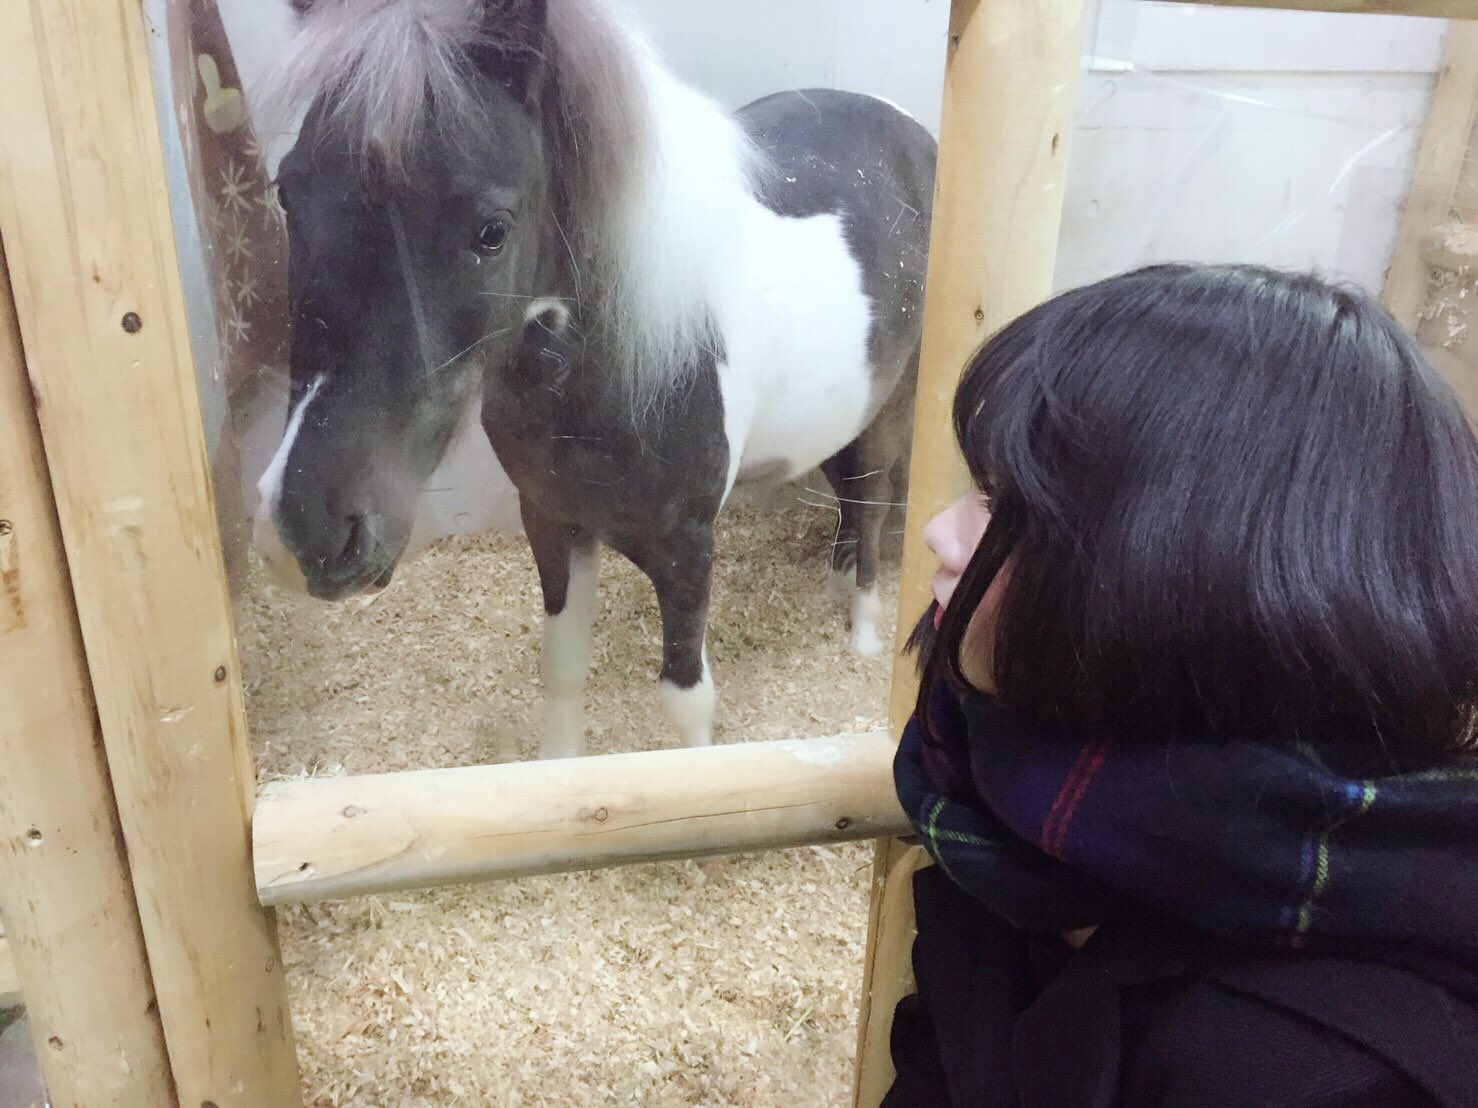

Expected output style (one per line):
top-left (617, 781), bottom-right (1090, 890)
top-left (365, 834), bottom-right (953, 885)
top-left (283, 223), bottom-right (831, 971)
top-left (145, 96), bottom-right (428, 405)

top-left (255, 733), bottom-right (910, 905)
top-left (0, 238), bottom-right (175, 1105)
top-left (0, 2), bottom-right (301, 1103)
top-left (852, 0), bottom-right (1085, 1103)
top-left (1177, 0), bottom-right (1477, 17)
top-left (1383, 23), bottom-right (1478, 330)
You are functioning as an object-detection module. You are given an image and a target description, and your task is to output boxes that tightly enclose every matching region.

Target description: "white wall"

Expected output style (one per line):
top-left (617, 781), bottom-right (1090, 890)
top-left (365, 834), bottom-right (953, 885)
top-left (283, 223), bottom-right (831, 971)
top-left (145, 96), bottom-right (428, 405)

top-left (623, 0), bottom-right (949, 132)
top-left (1059, 1), bottom-right (1443, 290)
top-left (211, 0), bottom-right (1446, 545)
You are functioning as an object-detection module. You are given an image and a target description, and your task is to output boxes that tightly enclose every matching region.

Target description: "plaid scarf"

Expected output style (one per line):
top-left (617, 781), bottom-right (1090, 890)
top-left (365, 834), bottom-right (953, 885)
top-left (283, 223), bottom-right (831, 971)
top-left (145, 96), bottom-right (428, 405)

top-left (895, 681), bottom-right (1478, 995)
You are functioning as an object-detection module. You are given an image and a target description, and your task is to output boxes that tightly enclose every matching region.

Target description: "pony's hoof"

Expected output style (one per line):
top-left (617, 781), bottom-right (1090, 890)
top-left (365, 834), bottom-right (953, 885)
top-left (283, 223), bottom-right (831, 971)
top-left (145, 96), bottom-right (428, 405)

top-left (852, 624), bottom-right (885, 657)
top-left (849, 586), bottom-right (885, 657)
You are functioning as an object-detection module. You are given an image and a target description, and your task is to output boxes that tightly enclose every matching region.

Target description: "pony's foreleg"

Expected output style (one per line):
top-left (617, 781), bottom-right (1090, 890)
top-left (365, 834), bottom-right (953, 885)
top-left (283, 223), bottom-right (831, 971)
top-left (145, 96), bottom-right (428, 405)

top-left (522, 500), bottom-right (600, 759)
top-left (622, 527), bottom-right (717, 748)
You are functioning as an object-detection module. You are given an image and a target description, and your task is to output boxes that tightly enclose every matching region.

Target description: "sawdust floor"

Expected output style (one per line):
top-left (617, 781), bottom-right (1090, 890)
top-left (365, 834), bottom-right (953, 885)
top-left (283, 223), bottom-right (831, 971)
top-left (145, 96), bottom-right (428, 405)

top-left (237, 502), bottom-right (901, 1107)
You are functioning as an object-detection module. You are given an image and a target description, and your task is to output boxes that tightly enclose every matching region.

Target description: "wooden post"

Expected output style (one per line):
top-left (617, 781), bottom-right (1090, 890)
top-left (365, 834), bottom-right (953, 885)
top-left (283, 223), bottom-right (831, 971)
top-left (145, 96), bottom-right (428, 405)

top-left (0, 243), bottom-right (176, 1106)
top-left (852, 1), bottom-right (1084, 1103)
top-left (1382, 22), bottom-right (1478, 330)
top-left (0, 1), bottom-right (301, 1103)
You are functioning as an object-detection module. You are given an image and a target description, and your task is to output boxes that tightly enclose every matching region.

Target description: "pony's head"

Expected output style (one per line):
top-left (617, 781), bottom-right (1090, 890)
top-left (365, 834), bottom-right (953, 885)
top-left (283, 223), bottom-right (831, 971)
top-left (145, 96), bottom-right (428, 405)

top-left (254, 0), bottom-right (554, 599)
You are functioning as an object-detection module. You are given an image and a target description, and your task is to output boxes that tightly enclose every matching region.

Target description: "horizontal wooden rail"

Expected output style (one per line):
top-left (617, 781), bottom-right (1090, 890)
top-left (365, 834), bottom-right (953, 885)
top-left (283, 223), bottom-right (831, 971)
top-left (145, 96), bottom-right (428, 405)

top-left (255, 733), bottom-right (911, 905)
top-left (1175, 0), bottom-right (1476, 17)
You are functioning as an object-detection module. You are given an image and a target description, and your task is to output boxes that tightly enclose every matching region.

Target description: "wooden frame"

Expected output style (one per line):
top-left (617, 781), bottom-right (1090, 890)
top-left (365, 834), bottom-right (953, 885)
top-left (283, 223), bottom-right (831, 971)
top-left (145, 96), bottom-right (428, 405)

top-left (0, 0), bottom-right (1471, 1105)
top-left (0, 240), bottom-right (173, 1105)
top-left (0, 0), bottom-right (299, 1102)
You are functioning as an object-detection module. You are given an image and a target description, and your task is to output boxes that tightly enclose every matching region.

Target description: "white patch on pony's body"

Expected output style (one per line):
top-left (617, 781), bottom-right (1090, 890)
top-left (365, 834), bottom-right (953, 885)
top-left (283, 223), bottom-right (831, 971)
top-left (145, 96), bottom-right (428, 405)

top-left (711, 207), bottom-right (874, 497)
top-left (581, 29), bottom-right (763, 412)
top-left (608, 44), bottom-right (875, 481)
top-left (659, 648), bottom-right (715, 748)
top-left (539, 544), bottom-right (600, 759)
top-left (252, 376), bottom-right (324, 592)
top-left (850, 585), bottom-right (885, 657)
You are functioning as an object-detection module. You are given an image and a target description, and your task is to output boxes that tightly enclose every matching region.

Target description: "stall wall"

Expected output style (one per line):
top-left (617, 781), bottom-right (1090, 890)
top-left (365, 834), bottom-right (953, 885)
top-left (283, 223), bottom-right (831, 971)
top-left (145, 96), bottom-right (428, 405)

top-left (210, 0), bottom-right (1445, 547)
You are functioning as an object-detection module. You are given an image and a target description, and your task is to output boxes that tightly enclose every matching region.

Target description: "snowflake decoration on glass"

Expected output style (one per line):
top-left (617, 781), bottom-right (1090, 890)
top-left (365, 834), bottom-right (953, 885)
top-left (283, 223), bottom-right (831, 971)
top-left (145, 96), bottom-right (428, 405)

top-left (224, 214), bottom-right (253, 266)
top-left (225, 303), bottom-right (251, 347)
top-left (233, 271), bottom-right (261, 310)
top-left (219, 158), bottom-right (254, 215)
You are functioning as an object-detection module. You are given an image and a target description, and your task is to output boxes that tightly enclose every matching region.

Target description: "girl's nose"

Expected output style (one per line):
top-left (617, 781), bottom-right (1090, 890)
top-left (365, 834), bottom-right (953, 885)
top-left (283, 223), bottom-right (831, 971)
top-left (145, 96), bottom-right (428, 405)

top-left (924, 494), bottom-right (992, 573)
top-left (923, 506), bottom-right (950, 562)
top-left (924, 500), bottom-right (967, 571)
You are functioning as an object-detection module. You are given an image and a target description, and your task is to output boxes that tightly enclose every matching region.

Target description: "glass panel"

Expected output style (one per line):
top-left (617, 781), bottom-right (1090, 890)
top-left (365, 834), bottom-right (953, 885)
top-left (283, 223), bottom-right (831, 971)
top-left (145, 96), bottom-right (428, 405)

top-left (147, 0), bottom-right (1457, 1102)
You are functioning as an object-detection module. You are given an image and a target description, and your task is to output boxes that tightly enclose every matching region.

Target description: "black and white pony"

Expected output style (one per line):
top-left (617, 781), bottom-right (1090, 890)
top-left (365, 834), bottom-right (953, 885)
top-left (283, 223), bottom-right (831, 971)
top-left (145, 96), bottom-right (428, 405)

top-left (253, 0), bottom-right (936, 758)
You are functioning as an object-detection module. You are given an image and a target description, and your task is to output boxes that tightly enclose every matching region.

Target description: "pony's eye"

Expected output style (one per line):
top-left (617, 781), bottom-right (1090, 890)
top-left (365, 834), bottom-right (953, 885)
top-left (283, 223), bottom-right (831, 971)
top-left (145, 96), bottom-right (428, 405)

top-left (475, 214), bottom-right (512, 256)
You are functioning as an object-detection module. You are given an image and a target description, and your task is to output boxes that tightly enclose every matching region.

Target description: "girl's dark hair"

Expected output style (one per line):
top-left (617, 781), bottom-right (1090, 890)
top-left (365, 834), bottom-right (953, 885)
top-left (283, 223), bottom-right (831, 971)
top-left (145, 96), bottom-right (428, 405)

top-left (917, 263), bottom-right (1478, 774)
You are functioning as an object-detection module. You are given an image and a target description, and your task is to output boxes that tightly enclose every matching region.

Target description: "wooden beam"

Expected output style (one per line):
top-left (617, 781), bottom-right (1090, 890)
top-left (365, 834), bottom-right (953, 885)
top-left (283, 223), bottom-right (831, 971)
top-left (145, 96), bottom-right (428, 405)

top-left (1383, 23), bottom-right (1478, 329)
top-left (1176, 0), bottom-right (1477, 17)
top-left (255, 734), bottom-right (909, 905)
top-left (0, 1), bottom-right (301, 1103)
top-left (852, 0), bottom-right (1085, 1104)
top-left (0, 239), bottom-right (174, 1104)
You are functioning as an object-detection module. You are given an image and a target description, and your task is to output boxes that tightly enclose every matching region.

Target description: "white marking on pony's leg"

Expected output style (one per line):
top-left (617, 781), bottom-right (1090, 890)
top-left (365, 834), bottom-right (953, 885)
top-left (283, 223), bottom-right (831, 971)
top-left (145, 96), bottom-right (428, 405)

top-left (539, 544), bottom-right (599, 760)
top-left (523, 297), bottom-right (572, 333)
top-left (827, 565), bottom-right (856, 602)
top-left (251, 376), bottom-right (324, 592)
top-left (850, 585), bottom-right (885, 657)
top-left (659, 648), bottom-right (714, 748)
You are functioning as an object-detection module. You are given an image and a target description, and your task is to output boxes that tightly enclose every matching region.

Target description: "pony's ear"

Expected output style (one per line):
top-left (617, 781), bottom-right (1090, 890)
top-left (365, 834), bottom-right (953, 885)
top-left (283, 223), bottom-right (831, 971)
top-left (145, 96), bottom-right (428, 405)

top-left (476, 0), bottom-right (548, 106)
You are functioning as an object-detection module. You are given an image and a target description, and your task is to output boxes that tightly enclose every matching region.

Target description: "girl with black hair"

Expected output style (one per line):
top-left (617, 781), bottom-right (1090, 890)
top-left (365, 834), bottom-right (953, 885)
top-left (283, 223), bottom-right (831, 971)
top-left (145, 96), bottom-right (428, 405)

top-left (884, 264), bottom-right (1478, 1106)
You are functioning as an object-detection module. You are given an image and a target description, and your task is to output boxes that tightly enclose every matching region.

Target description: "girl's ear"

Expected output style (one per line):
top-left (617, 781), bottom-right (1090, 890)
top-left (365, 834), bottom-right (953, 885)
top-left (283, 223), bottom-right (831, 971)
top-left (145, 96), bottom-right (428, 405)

top-left (475, 0), bottom-right (548, 107)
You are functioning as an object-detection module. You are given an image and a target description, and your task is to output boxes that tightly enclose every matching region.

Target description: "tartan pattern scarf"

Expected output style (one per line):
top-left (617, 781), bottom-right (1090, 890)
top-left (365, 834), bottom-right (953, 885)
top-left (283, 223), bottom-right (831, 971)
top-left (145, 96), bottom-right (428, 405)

top-left (895, 681), bottom-right (1478, 991)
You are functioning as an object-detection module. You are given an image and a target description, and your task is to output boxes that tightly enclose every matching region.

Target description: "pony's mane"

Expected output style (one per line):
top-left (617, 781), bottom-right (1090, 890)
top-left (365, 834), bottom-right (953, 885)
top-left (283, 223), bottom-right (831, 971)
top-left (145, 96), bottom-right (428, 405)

top-left (264, 0), bottom-right (501, 166)
top-left (265, 0), bottom-right (763, 413)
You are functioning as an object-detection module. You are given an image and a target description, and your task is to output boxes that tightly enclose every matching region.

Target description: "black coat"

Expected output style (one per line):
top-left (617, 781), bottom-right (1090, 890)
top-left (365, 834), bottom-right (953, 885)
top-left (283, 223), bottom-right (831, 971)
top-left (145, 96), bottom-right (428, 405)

top-left (885, 866), bottom-right (1478, 1107)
